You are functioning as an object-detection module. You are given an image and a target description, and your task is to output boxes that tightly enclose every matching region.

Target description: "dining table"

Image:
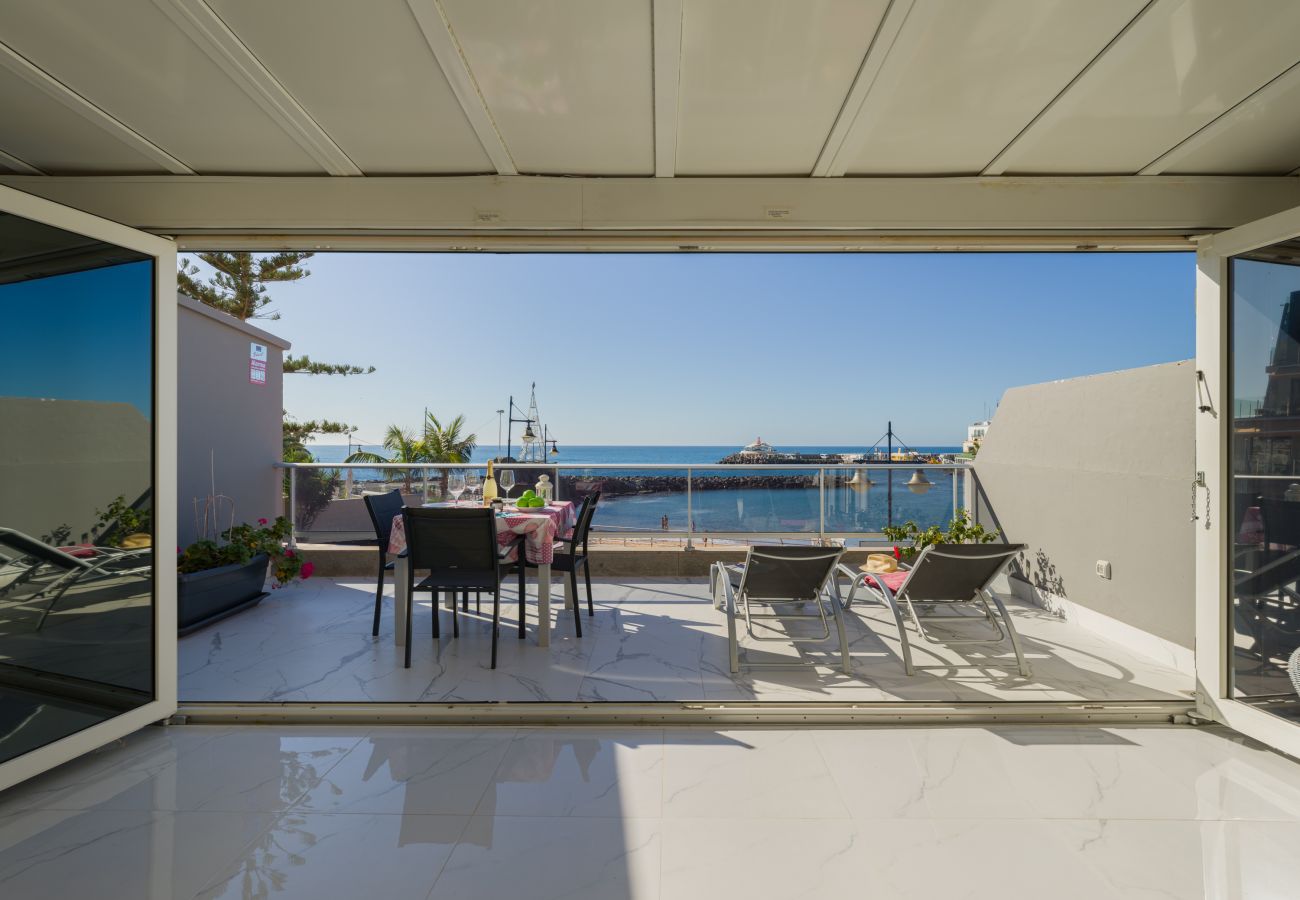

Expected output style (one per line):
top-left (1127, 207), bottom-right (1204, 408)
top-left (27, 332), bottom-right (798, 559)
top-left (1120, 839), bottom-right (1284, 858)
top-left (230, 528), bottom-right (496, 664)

top-left (386, 500), bottom-right (578, 648)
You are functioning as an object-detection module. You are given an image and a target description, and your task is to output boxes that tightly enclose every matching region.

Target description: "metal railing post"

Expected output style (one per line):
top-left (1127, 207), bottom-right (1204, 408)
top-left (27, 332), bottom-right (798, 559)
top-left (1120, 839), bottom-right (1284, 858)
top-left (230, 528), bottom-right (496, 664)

top-left (818, 467), bottom-right (826, 545)
top-left (685, 467), bottom-right (694, 550)
top-left (952, 464), bottom-right (959, 517)
top-left (287, 466), bottom-right (297, 548)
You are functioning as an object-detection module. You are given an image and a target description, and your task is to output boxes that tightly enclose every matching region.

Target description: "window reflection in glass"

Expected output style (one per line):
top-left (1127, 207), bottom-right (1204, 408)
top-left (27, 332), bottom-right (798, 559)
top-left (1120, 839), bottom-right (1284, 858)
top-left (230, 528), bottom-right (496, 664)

top-left (0, 211), bottom-right (153, 764)
top-left (1231, 245), bottom-right (1300, 721)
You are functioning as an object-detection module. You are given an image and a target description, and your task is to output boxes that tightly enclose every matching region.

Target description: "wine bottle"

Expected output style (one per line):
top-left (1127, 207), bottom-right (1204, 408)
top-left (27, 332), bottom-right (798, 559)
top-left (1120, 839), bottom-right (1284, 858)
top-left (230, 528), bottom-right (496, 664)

top-left (483, 460), bottom-right (499, 506)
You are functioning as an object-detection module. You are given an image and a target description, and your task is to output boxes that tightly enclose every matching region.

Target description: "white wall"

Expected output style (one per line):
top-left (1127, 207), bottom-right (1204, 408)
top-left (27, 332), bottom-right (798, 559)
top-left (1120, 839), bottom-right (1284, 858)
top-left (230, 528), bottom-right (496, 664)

top-left (975, 360), bottom-right (1195, 673)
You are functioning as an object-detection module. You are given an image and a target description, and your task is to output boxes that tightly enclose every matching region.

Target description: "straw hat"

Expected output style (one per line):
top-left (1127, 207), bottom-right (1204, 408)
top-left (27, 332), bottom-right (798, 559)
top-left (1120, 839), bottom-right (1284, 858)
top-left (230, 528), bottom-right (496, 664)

top-left (860, 553), bottom-right (898, 574)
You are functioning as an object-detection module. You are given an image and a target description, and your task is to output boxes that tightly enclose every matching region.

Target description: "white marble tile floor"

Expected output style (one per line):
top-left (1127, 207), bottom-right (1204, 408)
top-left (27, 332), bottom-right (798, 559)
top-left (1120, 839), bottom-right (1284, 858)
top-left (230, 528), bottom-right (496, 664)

top-left (178, 577), bottom-right (1194, 704)
top-left (3, 723), bottom-right (1300, 898)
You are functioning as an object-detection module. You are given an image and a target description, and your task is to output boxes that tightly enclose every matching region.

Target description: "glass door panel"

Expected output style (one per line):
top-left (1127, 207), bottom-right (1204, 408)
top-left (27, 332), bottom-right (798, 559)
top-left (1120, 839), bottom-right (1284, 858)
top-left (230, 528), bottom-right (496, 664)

top-left (1230, 245), bottom-right (1300, 722)
top-left (0, 186), bottom-right (175, 790)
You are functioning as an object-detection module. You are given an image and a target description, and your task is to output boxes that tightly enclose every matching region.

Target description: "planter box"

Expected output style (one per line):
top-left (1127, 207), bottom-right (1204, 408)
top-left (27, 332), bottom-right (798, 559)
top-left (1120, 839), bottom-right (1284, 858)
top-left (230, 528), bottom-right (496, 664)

top-left (177, 553), bottom-right (269, 635)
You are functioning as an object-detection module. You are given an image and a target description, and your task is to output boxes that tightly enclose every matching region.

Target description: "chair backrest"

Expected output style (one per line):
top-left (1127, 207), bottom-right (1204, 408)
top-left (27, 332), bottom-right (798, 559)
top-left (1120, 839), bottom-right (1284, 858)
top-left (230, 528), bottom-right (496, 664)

top-left (1260, 498), bottom-right (1300, 549)
top-left (0, 527), bottom-right (88, 571)
top-left (363, 490), bottom-right (405, 548)
top-left (899, 543), bottom-right (1024, 603)
top-left (402, 507), bottom-right (500, 576)
top-left (570, 491), bottom-right (600, 553)
top-left (738, 545), bottom-right (844, 601)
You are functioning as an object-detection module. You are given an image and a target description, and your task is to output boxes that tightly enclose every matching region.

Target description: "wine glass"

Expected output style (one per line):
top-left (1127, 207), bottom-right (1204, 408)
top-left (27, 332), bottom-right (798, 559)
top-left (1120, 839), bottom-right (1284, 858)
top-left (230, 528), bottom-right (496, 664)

top-left (447, 469), bottom-right (466, 505)
top-left (464, 469), bottom-right (482, 505)
top-left (499, 468), bottom-right (516, 500)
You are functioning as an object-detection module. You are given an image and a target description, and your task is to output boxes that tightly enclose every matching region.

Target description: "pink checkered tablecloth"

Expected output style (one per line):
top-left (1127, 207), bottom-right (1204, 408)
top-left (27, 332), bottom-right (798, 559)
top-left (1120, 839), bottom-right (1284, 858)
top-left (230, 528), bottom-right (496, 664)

top-left (387, 500), bottom-right (577, 566)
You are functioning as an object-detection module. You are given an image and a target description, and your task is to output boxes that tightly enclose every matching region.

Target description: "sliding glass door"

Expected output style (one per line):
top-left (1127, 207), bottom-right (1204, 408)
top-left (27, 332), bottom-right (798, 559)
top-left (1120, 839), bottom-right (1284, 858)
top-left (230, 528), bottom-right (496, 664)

top-left (1198, 207), bottom-right (1300, 757)
top-left (0, 185), bottom-right (175, 790)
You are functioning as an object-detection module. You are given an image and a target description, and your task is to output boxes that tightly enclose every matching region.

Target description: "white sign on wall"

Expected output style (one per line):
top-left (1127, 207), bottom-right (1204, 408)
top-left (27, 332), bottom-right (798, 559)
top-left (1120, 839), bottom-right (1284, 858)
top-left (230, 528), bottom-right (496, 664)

top-left (249, 342), bottom-right (267, 385)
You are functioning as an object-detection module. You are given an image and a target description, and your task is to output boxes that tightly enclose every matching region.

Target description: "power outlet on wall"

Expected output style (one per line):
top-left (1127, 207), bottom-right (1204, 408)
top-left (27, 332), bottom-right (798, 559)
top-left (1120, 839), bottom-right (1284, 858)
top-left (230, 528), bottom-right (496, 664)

top-left (1096, 560), bottom-right (1112, 580)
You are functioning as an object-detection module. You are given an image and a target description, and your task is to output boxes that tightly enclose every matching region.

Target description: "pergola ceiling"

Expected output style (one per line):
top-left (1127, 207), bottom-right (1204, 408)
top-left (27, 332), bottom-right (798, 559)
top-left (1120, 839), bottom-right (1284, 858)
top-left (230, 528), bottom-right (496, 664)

top-left (2, 0), bottom-right (1300, 181)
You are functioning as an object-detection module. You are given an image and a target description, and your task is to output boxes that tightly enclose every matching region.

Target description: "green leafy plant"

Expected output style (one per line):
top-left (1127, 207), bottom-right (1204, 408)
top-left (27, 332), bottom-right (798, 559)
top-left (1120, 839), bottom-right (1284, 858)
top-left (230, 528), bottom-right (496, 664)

top-left (94, 495), bottom-right (152, 547)
top-left (282, 415), bottom-right (347, 529)
top-left (177, 516), bottom-right (313, 588)
top-left (882, 509), bottom-right (999, 562)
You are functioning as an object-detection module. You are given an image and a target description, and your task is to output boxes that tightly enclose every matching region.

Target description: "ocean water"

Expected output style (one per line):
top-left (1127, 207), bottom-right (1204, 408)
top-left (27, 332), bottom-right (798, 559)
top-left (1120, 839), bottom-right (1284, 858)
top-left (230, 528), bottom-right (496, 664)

top-left (307, 443), bottom-right (961, 467)
top-left (306, 444), bottom-right (966, 535)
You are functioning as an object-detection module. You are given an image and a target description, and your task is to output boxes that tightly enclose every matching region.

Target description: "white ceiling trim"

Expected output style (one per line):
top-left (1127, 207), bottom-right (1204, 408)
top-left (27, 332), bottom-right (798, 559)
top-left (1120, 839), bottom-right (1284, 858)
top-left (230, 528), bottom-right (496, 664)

top-left (652, 0), bottom-right (683, 178)
top-left (1140, 59), bottom-right (1300, 175)
top-left (7, 175), bottom-right (1299, 235)
top-left (812, 0), bottom-right (918, 178)
top-left (405, 0), bottom-right (518, 176)
top-left (152, 0), bottom-right (361, 176)
top-left (0, 40), bottom-right (195, 175)
top-left (0, 147), bottom-right (43, 175)
top-left (981, 0), bottom-right (1166, 176)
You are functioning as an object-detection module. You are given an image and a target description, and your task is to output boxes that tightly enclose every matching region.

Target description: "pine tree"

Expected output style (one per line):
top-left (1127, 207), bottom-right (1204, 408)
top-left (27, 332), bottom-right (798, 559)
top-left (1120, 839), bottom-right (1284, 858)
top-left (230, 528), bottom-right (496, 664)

top-left (179, 252), bottom-right (374, 375)
top-left (178, 251), bottom-right (311, 321)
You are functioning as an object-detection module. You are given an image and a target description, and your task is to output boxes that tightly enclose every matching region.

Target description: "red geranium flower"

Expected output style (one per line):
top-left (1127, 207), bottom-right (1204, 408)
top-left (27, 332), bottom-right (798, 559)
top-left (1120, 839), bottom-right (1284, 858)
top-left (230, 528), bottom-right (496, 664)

top-left (892, 545), bottom-right (901, 560)
top-left (284, 549), bottom-right (295, 558)
top-left (258, 518), bottom-right (268, 526)
top-left (300, 561), bottom-right (315, 579)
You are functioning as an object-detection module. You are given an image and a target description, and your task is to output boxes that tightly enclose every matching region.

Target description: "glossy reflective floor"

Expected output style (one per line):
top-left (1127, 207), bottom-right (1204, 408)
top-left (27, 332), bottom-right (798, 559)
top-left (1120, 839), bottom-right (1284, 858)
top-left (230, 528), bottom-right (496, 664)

top-left (2, 723), bottom-right (1300, 899)
top-left (178, 578), bottom-right (1192, 703)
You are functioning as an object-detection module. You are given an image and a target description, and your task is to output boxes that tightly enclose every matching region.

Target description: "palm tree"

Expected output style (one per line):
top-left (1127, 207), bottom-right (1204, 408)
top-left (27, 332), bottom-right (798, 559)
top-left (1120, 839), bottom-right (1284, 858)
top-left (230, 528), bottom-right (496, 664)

top-left (422, 413), bottom-right (477, 498)
top-left (345, 425), bottom-right (429, 493)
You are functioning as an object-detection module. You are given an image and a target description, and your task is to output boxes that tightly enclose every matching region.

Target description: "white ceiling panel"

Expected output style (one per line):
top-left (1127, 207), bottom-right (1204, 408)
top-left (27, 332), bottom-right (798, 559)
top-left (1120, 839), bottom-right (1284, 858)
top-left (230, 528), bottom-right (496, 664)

top-left (994, 0), bottom-right (1300, 175)
top-left (440, 0), bottom-right (654, 175)
top-left (0, 68), bottom-right (164, 174)
top-left (844, 0), bottom-right (1144, 175)
top-left (207, 0), bottom-right (492, 174)
top-left (675, 0), bottom-right (887, 176)
top-left (0, 1), bottom-right (327, 174)
top-left (1162, 68), bottom-right (1300, 175)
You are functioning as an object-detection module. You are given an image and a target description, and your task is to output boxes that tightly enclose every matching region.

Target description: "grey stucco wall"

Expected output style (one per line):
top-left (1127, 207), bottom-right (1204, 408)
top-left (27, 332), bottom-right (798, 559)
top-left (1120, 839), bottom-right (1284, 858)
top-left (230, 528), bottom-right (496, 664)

top-left (177, 293), bottom-right (288, 547)
top-left (973, 360), bottom-right (1195, 650)
top-left (0, 397), bottom-right (150, 542)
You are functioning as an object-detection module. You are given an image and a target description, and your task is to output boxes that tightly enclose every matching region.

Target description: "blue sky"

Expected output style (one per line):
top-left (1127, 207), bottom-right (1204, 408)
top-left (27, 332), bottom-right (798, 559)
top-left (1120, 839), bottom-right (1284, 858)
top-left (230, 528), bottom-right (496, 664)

top-left (218, 252), bottom-right (1194, 446)
top-left (1, 259), bottom-right (153, 417)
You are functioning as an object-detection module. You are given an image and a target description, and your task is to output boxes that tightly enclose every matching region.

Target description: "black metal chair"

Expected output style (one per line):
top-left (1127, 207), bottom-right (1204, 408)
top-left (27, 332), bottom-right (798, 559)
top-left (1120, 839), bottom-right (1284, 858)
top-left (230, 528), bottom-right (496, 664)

top-left (363, 490), bottom-right (405, 637)
top-left (401, 506), bottom-right (522, 669)
top-left (524, 492), bottom-right (600, 636)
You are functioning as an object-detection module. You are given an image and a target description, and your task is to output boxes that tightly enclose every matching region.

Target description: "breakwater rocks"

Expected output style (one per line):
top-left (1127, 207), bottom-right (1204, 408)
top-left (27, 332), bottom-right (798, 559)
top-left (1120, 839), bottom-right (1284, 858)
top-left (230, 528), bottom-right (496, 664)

top-left (560, 474), bottom-right (817, 496)
top-left (717, 453), bottom-right (849, 465)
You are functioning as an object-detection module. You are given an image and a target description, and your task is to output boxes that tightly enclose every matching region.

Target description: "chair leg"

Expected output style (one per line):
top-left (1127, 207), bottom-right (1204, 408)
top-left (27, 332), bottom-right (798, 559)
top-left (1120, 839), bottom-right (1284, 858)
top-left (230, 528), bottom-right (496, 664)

top-left (405, 582), bottom-right (415, 669)
top-left (491, 590), bottom-right (500, 669)
top-left (462, 590), bottom-right (469, 612)
top-left (372, 556), bottom-right (385, 637)
top-left (875, 585), bottom-right (914, 675)
top-left (583, 561), bottom-right (593, 616)
top-left (517, 566), bottom-right (527, 639)
top-left (476, 591), bottom-right (481, 614)
top-left (570, 569), bottom-right (582, 637)
top-left (985, 590), bottom-right (1032, 677)
top-left (451, 592), bottom-right (459, 639)
top-left (829, 591), bottom-right (851, 675)
top-left (431, 591), bottom-right (440, 640)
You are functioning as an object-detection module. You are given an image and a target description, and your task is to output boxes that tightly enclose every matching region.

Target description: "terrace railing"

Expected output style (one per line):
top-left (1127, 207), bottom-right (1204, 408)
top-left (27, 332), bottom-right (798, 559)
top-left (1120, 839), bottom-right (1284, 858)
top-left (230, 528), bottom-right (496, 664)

top-left (276, 462), bottom-right (979, 547)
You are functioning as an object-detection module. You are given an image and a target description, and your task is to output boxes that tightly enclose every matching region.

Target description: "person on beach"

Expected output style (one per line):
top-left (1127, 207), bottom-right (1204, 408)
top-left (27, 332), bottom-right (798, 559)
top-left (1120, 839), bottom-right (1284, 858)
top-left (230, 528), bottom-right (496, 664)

top-left (661, 514), bottom-right (669, 531)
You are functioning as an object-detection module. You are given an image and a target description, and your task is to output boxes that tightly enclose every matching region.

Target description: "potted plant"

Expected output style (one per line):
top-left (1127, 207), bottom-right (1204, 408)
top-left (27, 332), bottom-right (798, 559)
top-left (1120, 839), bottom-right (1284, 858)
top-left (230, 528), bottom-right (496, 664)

top-left (881, 509), bottom-right (999, 562)
top-left (176, 516), bottom-right (313, 634)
